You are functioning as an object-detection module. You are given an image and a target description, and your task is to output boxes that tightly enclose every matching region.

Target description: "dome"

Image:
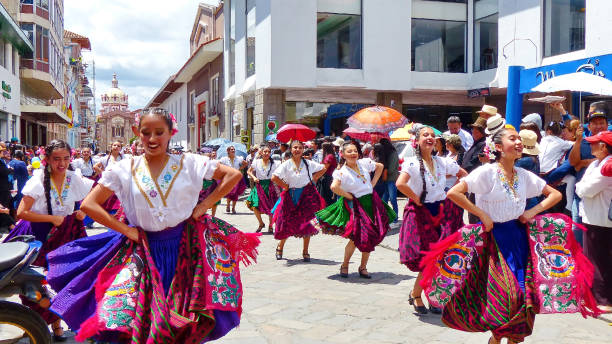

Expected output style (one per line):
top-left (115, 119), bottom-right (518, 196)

top-left (102, 73), bottom-right (127, 103)
top-left (106, 87), bottom-right (125, 98)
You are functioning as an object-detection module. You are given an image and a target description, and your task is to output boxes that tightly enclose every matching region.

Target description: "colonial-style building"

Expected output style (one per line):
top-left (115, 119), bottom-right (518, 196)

top-left (96, 73), bottom-right (134, 153)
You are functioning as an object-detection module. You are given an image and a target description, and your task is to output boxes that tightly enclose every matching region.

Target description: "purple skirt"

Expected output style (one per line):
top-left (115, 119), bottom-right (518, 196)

top-left (273, 183), bottom-right (323, 240)
top-left (47, 224), bottom-right (238, 341)
top-left (226, 178), bottom-right (247, 202)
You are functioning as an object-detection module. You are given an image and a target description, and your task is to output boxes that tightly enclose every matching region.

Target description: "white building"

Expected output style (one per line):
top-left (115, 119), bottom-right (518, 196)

top-left (224, 0), bottom-right (612, 143)
top-left (0, 2), bottom-right (31, 141)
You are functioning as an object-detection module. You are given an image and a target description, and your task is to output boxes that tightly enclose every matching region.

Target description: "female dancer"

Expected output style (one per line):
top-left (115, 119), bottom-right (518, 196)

top-left (93, 140), bottom-right (125, 214)
top-left (71, 146), bottom-right (99, 179)
top-left (219, 146), bottom-right (247, 214)
top-left (424, 126), bottom-right (590, 344)
top-left (317, 142), bottom-right (337, 206)
top-left (46, 108), bottom-right (258, 343)
top-left (396, 124), bottom-right (467, 314)
top-left (246, 145), bottom-right (280, 233)
top-left (271, 140), bottom-right (326, 261)
top-left (7, 140), bottom-right (94, 341)
top-left (315, 141), bottom-right (396, 278)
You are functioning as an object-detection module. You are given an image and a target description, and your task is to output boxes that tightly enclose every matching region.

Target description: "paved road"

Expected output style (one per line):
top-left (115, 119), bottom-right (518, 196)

top-left (3, 196), bottom-right (612, 343)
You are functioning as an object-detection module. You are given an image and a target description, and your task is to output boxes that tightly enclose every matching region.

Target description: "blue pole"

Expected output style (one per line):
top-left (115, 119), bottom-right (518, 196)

top-left (506, 65), bottom-right (524, 129)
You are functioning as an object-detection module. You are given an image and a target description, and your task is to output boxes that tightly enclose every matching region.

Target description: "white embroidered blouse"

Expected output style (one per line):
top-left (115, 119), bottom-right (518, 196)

top-left (462, 163), bottom-right (546, 223)
top-left (332, 158), bottom-right (377, 198)
top-left (251, 159), bottom-right (280, 180)
top-left (21, 169), bottom-right (95, 216)
top-left (72, 158), bottom-right (95, 177)
top-left (400, 156), bottom-right (460, 203)
top-left (273, 159), bottom-right (325, 189)
top-left (98, 153), bottom-right (218, 232)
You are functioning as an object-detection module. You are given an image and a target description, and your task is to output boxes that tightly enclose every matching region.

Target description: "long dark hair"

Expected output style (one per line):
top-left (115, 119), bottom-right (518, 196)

top-left (411, 124), bottom-right (429, 204)
top-left (379, 138), bottom-right (396, 169)
top-left (44, 140), bottom-right (74, 215)
top-left (321, 142), bottom-right (335, 158)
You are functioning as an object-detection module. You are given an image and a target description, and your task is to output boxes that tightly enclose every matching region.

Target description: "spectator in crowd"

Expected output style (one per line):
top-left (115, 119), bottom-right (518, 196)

top-left (445, 134), bottom-right (465, 167)
top-left (312, 139), bottom-right (323, 163)
top-left (318, 143), bottom-right (337, 206)
top-left (380, 138), bottom-right (400, 217)
top-left (9, 150), bottom-right (28, 213)
top-left (0, 144), bottom-right (13, 231)
top-left (303, 149), bottom-right (315, 160)
top-left (568, 109), bottom-right (609, 245)
top-left (434, 136), bottom-right (448, 157)
top-left (461, 117), bottom-right (488, 173)
top-left (520, 121), bottom-right (542, 143)
top-left (574, 131), bottom-right (612, 313)
top-left (371, 143), bottom-right (387, 199)
top-left (476, 104), bottom-right (499, 120)
top-left (515, 130), bottom-right (541, 210)
top-left (522, 113), bottom-right (545, 138)
top-left (444, 116), bottom-right (473, 151)
top-left (539, 121), bottom-right (573, 175)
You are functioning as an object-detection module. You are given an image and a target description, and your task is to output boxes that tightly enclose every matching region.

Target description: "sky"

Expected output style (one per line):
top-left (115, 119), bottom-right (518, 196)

top-left (64, 0), bottom-right (221, 112)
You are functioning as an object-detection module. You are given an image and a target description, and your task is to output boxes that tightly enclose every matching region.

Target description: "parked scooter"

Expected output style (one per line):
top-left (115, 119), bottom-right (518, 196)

top-left (0, 235), bottom-right (52, 343)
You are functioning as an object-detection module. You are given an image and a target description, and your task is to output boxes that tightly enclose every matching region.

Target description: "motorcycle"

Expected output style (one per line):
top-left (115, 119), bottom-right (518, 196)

top-left (0, 235), bottom-right (52, 344)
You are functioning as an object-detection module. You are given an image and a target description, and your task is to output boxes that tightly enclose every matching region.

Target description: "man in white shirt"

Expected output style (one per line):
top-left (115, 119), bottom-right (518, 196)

top-left (539, 121), bottom-right (574, 174)
top-left (444, 116), bottom-right (473, 151)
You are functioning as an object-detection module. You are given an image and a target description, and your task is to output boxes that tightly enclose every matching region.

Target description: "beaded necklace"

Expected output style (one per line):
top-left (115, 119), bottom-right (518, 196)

top-left (346, 163), bottom-right (367, 184)
top-left (291, 159), bottom-right (303, 174)
top-left (496, 163), bottom-right (520, 202)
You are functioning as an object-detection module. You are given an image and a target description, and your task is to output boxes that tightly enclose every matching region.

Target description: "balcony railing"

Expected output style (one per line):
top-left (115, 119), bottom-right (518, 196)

top-left (20, 3), bottom-right (49, 20)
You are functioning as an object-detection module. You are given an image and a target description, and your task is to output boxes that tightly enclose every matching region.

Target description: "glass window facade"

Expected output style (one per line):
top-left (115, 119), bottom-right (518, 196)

top-left (316, 12), bottom-right (362, 69)
top-left (544, 0), bottom-right (585, 57)
top-left (246, 0), bottom-right (256, 77)
top-left (411, 19), bottom-right (466, 73)
top-left (474, 0), bottom-right (498, 71)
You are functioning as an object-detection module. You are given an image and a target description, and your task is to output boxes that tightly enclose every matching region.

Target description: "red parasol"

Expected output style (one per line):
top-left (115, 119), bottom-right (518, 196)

top-left (276, 124), bottom-right (316, 143)
top-left (347, 106), bottom-right (409, 132)
top-left (342, 127), bottom-right (389, 142)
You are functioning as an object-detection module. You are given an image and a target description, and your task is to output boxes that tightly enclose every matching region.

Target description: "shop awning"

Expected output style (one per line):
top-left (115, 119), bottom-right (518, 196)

top-left (21, 104), bottom-right (70, 123)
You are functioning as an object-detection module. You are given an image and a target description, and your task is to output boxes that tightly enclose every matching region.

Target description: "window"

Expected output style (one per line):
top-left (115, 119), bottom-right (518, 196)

top-left (544, 0), bottom-right (585, 57)
top-left (474, 0), bottom-right (498, 71)
top-left (189, 92), bottom-right (196, 124)
top-left (411, 19), bottom-right (466, 73)
top-left (211, 76), bottom-right (219, 109)
top-left (245, 0), bottom-right (256, 77)
top-left (229, 0), bottom-right (236, 85)
top-left (317, 0), bottom-right (362, 69)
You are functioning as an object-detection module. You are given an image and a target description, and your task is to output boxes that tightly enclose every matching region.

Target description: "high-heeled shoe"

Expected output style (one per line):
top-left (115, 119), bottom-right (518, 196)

top-left (358, 266), bottom-right (372, 279)
top-left (275, 246), bottom-right (283, 260)
top-left (256, 224), bottom-right (264, 233)
top-left (428, 305), bottom-right (442, 314)
top-left (408, 290), bottom-right (428, 315)
top-left (52, 325), bottom-right (68, 342)
top-left (339, 265), bottom-right (349, 278)
top-left (302, 252), bottom-right (311, 262)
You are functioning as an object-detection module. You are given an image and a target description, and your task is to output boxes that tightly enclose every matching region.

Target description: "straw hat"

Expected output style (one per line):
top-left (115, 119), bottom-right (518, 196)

top-left (485, 114), bottom-right (506, 135)
top-left (469, 117), bottom-right (487, 130)
top-left (519, 130), bottom-right (540, 155)
top-left (332, 137), bottom-right (345, 147)
top-left (476, 105), bottom-right (499, 118)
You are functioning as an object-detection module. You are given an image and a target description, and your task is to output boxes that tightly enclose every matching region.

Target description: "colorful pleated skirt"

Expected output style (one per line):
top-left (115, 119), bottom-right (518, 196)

top-left (273, 183), bottom-right (324, 240)
top-left (200, 179), bottom-right (221, 206)
top-left (226, 178), bottom-right (247, 202)
top-left (245, 179), bottom-right (279, 215)
top-left (46, 216), bottom-right (261, 343)
top-left (399, 199), bottom-right (463, 272)
top-left (314, 193), bottom-right (397, 252)
top-left (419, 214), bottom-right (600, 343)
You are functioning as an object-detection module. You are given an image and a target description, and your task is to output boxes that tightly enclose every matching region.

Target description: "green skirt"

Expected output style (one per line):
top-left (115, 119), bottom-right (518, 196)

top-left (315, 193), bottom-right (397, 236)
top-left (202, 179), bottom-right (221, 205)
top-left (245, 179), bottom-right (271, 210)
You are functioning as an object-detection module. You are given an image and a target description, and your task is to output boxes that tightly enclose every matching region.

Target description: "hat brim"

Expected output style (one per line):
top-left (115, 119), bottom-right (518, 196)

top-left (584, 135), bottom-right (602, 143)
top-left (588, 114), bottom-right (607, 122)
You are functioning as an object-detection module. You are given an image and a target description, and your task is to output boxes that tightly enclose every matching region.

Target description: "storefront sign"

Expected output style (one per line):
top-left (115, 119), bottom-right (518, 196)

top-left (2, 81), bottom-right (11, 100)
top-left (467, 87), bottom-right (490, 98)
top-left (519, 54), bottom-right (612, 94)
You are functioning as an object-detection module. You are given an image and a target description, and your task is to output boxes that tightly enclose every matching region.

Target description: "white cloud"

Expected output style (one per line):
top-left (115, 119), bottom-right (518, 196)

top-left (65, 0), bottom-right (221, 110)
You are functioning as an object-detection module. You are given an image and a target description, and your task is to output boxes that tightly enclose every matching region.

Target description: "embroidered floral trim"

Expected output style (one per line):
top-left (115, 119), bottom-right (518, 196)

top-left (496, 163), bottom-right (520, 203)
top-left (50, 175), bottom-right (71, 207)
top-left (132, 155), bottom-right (185, 209)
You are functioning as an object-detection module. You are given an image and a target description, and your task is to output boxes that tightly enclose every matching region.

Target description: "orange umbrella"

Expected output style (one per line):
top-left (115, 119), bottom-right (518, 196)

top-left (347, 106), bottom-right (409, 133)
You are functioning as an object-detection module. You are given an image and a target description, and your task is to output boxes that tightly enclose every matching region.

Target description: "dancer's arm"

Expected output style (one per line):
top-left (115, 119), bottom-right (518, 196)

top-left (312, 167), bottom-right (327, 182)
top-left (247, 166), bottom-right (259, 184)
top-left (370, 162), bottom-right (384, 187)
top-left (395, 172), bottom-right (422, 207)
top-left (271, 175), bottom-right (289, 191)
top-left (330, 179), bottom-right (353, 200)
top-left (17, 196), bottom-right (64, 227)
top-left (192, 164), bottom-right (242, 219)
top-left (519, 185), bottom-right (562, 224)
top-left (447, 181), bottom-right (493, 231)
top-left (81, 185), bottom-right (137, 241)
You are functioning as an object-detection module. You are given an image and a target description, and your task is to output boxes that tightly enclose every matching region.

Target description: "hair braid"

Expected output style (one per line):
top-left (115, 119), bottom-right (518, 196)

top-left (43, 165), bottom-right (53, 215)
top-left (415, 145), bottom-right (428, 204)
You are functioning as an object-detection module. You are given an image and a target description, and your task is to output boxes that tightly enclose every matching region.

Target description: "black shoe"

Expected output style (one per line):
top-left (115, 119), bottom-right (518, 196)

top-left (275, 247), bottom-right (283, 260)
top-left (302, 253), bottom-right (311, 262)
top-left (428, 305), bottom-right (442, 314)
top-left (408, 290), bottom-right (428, 315)
top-left (53, 333), bottom-right (68, 342)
